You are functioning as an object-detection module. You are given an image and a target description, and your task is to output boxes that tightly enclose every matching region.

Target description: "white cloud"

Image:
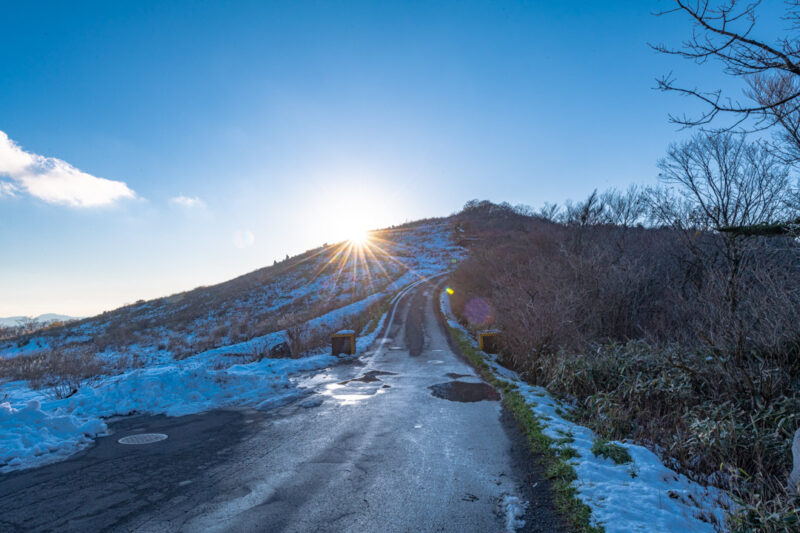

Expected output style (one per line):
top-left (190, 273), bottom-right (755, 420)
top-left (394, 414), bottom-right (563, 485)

top-left (0, 130), bottom-right (136, 207)
top-left (233, 229), bottom-right (255, 248)
top-left (169, 195), bottom-right (205, 208)
top-left (0, 181), bottom-right (17, 197)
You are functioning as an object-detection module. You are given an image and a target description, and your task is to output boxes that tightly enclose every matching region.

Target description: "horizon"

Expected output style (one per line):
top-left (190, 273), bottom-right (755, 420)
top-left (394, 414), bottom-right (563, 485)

top-left (1, 1), bottom-right (787, 316)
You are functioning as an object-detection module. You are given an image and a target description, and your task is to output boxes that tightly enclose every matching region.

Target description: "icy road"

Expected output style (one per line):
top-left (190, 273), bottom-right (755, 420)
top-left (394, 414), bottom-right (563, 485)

top-left (0, 281), bottom-right (562, 532)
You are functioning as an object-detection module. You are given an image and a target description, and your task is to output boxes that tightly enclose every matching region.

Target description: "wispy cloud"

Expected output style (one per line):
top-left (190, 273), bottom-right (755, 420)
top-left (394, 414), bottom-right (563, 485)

top-left (0, 181), bottom-right (17, 197)
top-left (169, 195), bottom-right (205, 208)
top-left (0, 130), bottom-right (136, 207)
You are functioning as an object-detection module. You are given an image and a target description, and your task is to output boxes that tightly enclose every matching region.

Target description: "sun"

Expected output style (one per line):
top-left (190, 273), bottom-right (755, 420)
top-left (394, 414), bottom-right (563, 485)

top-left (349, 229), bottom-right (371, 246)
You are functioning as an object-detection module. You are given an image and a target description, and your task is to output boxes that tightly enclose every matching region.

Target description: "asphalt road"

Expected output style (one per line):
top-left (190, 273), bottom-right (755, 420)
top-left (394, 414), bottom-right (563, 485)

top-left (0, 279), bottom-right (562, 532)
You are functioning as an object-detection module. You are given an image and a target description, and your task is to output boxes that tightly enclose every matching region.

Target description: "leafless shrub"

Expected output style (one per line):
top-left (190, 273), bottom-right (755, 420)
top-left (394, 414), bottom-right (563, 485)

top-left (0, 348), bottom-right (105, 399)
top-left (110, 353), bottom-right (145, 373)
top-left (451, 197), bottom-right (800, 527)
top-left (168, 335), bottom-right (194, 360)
top-left (298, 326), bottom-right (331, 356)
top-left (249, 339), bottom-right (271, 361)
top-left (210, 324), bottom-right (229, 346)
top-left (278, 313), bottom-right (306, 357)
top-left (0, 317), bottom-right (67, 341)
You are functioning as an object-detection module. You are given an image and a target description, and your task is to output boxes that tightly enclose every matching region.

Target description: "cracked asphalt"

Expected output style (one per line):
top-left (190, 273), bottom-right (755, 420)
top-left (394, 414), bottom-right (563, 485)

top-left (0, 279), bottom-right (563, 532)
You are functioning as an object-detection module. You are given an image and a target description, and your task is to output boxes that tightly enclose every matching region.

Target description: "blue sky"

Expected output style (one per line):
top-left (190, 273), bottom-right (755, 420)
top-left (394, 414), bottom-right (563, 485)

top-left (0, 1), bottom-right (777, 316)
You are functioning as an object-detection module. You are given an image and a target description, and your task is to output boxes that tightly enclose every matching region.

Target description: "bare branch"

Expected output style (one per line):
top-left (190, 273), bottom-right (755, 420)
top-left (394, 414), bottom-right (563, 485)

top-left (655, 1), bottom-right (800, 156)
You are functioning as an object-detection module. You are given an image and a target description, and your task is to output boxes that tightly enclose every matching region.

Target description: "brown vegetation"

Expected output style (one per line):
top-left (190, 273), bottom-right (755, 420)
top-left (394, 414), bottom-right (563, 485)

top-left (0, 348), bottom-right (106, 399)
top-left (449, 146), bottom-right (800, 530)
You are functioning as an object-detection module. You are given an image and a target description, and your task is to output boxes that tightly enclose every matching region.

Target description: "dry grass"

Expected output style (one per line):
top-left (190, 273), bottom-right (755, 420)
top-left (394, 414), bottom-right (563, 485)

top-left (450, 201), bottom-right (800, 530)
top-left (0, 348), bottom-right (106, 399)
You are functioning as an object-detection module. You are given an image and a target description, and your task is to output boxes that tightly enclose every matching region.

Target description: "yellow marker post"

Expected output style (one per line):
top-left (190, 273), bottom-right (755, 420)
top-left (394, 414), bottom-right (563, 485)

top-left (331, 330), bottom-right (356, 356)
top-left (478, 330), bottom-right (501, 354)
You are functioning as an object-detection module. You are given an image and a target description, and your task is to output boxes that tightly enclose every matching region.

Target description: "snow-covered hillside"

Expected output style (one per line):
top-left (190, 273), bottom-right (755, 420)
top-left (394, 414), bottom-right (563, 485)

top-left (0, 221), bottom-right (464, 472)
top-left (1, 222), bottom-right (461, 362)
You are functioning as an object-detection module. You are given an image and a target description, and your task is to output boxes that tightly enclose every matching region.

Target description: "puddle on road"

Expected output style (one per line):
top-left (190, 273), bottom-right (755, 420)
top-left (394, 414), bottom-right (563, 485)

top-left (428, 381), bottom-right (500, 403)
top-left (339, 370), bottom-right (397, 385)
top-left (323, 370), bottom-right (397, 405)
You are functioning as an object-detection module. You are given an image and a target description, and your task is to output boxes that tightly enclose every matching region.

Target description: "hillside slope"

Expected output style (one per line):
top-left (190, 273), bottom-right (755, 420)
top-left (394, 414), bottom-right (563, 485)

top-left (1, 220), bottom-right (462, 363)
top-left (0, 219), bottom-right (464, 472)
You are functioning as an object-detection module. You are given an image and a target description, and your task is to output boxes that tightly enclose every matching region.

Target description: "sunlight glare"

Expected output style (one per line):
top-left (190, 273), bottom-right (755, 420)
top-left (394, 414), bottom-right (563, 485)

top-left (349, 228), bottom-right (371, 246)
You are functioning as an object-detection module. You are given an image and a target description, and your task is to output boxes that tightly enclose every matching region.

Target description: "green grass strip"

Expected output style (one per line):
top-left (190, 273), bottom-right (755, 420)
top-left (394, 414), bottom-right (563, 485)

top-left (591, 438), bottom-right (632, 465)
top-left (448, 325), bottom-right (603, 533)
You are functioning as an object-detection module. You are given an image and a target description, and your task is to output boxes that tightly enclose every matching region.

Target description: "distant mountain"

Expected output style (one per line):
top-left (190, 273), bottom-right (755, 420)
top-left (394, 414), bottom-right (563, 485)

top-left (0, 314), bottom-right (80, 328)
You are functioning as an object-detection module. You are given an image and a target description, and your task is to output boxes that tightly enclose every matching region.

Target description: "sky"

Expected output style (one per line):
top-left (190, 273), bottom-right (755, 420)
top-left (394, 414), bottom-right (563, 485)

top-left (0, 1), bottom-right (787, 317)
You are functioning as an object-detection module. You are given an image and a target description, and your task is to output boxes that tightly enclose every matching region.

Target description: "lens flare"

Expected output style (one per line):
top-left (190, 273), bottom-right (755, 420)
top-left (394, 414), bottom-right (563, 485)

top-left (349, 229), bottom-right (370, 246)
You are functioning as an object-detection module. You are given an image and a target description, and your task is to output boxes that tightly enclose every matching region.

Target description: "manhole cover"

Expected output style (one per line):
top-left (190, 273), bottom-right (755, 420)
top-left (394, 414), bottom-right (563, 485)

top-left (118, 433), bottom-right (168, 445)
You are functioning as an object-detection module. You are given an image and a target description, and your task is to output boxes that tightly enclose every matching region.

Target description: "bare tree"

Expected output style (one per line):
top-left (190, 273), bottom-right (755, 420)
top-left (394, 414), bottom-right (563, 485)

top-left (600, 185), bottom-right (649, 227)
top-left (538, 202), bottom-right (563, 222)
top-left (652, 132), bottom-right (795, 356)
top-left (14, 317), bottom-right (40, 336)
top-left (564, 190), bottom-right (605, 226)
top-left (654, 1), bottom-right (800, 143)
top-left (657, 133), bottom-right (793, 231)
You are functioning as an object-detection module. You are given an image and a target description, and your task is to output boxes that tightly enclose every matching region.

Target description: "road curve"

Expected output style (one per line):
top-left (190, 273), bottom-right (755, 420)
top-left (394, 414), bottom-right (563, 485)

top-left (0, 279), bottom-right (562, 532)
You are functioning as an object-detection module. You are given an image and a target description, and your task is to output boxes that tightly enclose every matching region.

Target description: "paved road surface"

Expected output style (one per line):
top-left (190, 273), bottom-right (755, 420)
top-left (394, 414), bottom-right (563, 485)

top-left (0, 279), bottom-right (562, 532)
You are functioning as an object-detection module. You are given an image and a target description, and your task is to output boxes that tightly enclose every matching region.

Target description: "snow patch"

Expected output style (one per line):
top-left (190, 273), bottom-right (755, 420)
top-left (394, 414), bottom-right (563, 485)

top-left (500, 494), bottom-right (528, 532)
top-left (0, 400), bottom-right (107, 471)
top-left (0, 354), bottom-right (336, 472)
top-left (439, 290), bottom-right (731, 533)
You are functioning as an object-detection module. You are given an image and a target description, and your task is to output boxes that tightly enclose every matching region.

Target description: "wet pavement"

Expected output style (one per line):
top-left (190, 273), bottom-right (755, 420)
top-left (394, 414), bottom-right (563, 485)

top-left (428, 381), bottom-right (501, 403)
top-left (0, 278), bottom-right (563, 532)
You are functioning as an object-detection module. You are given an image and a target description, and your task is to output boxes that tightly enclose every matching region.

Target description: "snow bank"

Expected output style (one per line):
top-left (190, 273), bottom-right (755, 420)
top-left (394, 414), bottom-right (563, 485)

top-left (0, 354), bottom-right (337, 473)
top-left (0, 400), bottom-right (107, 471)
top-left (515, 382), bottom-right (729, 532)
top-left (439, 290), bottom-right (731, 533)
top-left (68, 355), bottom-right (337, 419)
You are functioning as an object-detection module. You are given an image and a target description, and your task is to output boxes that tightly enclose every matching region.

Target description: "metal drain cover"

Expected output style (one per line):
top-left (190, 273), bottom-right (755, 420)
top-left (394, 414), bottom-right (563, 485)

top-left (118, 433), bottom-right (168, 445)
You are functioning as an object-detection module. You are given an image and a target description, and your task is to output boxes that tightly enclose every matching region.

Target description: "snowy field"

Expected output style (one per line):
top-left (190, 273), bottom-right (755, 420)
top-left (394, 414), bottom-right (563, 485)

top-left (439, 290), bottom-right (732, 533)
